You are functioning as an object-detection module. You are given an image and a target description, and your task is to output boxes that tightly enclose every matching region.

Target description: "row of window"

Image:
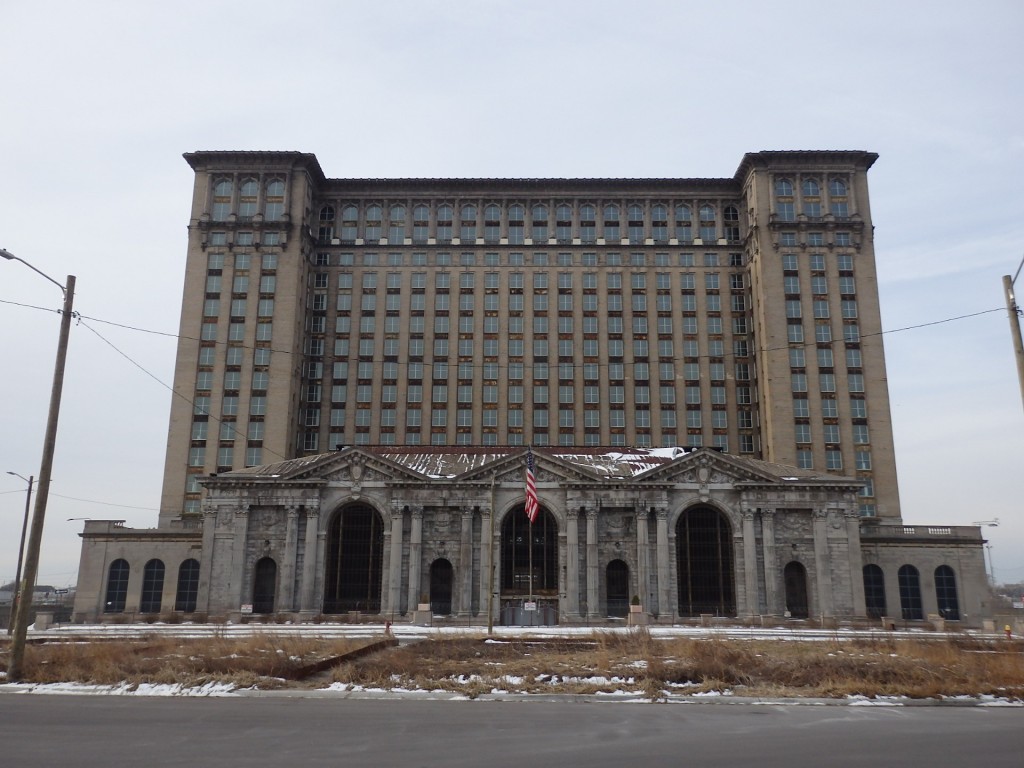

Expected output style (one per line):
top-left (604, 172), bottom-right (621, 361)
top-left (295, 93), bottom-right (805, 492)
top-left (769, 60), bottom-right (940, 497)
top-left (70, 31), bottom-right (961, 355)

top-left (775, 178), bottom-right (849, 198)
top-left (314, 250), bottom-right (749, 268)
top-left (318, 202), bottom-right (741, 246)
top-left (321, 269), bottom-right (747, 291)
top-left (863, 563), bottom-right (960, 621)
top-left (211, 179), bottom-right (286, 223)
top-left (104, 558), bottom-right (200, 614)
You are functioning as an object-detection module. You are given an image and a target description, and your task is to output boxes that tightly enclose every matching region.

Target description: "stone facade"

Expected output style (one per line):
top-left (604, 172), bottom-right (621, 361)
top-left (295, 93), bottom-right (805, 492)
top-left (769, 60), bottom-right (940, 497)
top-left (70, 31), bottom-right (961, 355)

top-left (73, 447), bottom-right (990, 627)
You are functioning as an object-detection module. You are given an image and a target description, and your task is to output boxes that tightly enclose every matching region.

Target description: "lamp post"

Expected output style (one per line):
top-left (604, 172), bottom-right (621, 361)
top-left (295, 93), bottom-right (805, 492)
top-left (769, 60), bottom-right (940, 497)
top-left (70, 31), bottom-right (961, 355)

top-left (5, 472), bottom-right (33, 635)
top-left (1, 248), bottom-right (75, 682)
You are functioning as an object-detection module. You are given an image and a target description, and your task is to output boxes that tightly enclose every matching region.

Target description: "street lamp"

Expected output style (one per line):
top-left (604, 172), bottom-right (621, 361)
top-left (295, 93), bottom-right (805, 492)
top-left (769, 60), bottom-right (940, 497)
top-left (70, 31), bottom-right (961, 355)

top-left (1, 248), bottom-right (76, 682)
top-left (5, 472), bottom-right (33, 635)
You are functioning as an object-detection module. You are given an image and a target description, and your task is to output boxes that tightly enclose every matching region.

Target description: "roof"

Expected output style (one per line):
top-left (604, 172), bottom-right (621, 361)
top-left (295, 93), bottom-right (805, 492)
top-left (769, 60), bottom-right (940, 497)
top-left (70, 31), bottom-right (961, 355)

top-left (214, 446), bottom-right (855, 485)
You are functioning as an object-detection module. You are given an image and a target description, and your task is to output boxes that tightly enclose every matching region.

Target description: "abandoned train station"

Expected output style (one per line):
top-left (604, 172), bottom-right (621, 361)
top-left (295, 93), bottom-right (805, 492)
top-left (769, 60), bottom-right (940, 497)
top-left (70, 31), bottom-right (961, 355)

top-left (73, 446), bottom-right (989, 626)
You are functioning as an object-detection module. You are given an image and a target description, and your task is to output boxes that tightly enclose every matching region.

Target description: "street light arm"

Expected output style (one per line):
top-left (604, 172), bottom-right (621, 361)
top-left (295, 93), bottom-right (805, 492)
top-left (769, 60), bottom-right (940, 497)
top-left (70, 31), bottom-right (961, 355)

top-left (1, 248), bottom-right (67, 295)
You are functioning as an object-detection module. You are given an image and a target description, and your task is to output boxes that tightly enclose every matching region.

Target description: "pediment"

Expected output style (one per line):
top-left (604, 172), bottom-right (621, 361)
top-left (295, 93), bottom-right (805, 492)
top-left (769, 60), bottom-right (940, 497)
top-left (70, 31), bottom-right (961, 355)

top-left (287, 448), bottom-right (429, 485)
top-left (459, 449), bottom-right (603, 486)
top-left (634, 448), bottom-right (782, 486)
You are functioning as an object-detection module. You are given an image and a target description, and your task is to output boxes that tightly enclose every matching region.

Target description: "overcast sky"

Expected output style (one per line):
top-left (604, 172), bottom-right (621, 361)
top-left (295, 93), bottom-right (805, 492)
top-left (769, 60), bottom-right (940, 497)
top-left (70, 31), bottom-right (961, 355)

top-left (2, 1), bottom-right (1022, 591)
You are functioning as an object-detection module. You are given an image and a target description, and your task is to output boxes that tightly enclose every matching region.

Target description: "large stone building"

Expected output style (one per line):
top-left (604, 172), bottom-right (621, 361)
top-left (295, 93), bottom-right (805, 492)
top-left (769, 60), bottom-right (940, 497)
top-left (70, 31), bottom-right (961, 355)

top-left (73, 151), bottom-right (990, 626)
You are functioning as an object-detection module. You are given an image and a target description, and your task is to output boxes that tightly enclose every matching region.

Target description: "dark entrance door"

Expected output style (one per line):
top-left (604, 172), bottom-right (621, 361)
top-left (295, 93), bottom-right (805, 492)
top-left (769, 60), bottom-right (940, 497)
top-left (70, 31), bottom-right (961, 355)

top-left (253, 557), bottom-right (277, 614)
top-left (606, 559), bottom-right (630, 617)
top-left (430, 559), bottom-right (453, 615)
top-left (784, 561), bottom-right (809, 618)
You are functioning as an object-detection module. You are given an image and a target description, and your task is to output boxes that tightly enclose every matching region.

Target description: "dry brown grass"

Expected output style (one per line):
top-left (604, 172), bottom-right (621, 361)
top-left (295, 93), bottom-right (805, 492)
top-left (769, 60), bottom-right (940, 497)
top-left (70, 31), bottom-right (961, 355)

top-left (3, 634), bottom-right (366, 689)
top-left (3, 631), bottom-right (1022, 699)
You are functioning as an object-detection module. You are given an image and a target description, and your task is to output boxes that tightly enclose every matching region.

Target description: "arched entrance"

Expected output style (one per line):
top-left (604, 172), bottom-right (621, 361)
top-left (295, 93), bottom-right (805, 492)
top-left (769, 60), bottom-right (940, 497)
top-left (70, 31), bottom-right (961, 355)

top-left (253, 557), bottom-right (277, 614)
top-left (500, 505), bottom-right (558, 625)
top-left (783, 561), bottom-right (809, 618)
top-left (429, 558), bottom-right (454, 616)
top-left (606, 559), bottom-right (630, 617)
top-left (323, 503), bottom-right (384, 614)
top-left (676, 506), bottom-right (736, 616)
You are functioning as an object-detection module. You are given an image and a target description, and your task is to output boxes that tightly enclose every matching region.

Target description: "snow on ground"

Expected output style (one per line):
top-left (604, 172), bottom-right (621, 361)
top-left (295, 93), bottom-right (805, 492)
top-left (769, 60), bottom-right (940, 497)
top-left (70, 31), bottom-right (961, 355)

top-left (2, 622), bottom-right (1021, 704)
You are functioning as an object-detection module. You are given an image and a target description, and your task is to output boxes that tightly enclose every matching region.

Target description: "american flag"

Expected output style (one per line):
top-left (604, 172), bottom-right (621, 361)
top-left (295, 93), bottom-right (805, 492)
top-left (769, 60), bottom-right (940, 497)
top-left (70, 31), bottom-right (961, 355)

top-left (524, 447), bottom-right (539, 524)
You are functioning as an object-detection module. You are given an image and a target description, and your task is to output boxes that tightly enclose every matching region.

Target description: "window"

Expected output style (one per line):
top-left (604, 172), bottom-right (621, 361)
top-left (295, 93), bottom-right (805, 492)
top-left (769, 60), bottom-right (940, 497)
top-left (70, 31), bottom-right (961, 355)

top-left (863, 565), bottom-right (886, 619)
top-left (935, 565), bottom-right (960, 620)
top-left (898, 565), bottom-right (923, 620)
top-left (104, 559), bottom-right (130, 613)
top-left (140, 559), bottom-right (165, 613)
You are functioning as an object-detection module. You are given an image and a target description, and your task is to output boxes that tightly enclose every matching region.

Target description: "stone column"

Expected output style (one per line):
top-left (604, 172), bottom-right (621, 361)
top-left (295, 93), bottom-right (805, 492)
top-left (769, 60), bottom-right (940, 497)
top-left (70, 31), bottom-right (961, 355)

top-left (565, 507), bottom-right (580, 617)
top-left (761, 508), bottom-right (779, 614)
top-left (479, 506), bottom-right (493, 621)
top-left (299, 506), bottom-right (320, 614)
top-left (844, 509), bottom-right (866, 617)
top-left (230, 503), bottom-right (250, 611)
top-left (813, 509), bottom-right (834, 617)
top-left (586, 508), bottom-right (599, 618)
top-left (458, 508), bottom-right (474, 616)
top-left (636, 507), bottom-right (649, 610)
top-left (197, 503), bottom-right (218, 614)
top-left (655, 507), bottom-right (671, 618)
top-left (280, 505), bottom-right (300, 612)
top-left (742, 506), bottom-right (759, 617)
top-left (388, 506), bottom-right (404, 616)
top-left (407, 506), bottom-right (424, 610)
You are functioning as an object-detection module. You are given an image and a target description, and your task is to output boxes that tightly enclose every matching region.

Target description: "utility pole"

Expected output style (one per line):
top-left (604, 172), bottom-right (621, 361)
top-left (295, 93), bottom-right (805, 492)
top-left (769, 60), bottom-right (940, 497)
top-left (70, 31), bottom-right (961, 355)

top-left (1003, 255), bottom-right (1024, 413)
top-left (5, 473), bottom-right (33, 634)
top-left (2, 248), bottom-right (76, 682)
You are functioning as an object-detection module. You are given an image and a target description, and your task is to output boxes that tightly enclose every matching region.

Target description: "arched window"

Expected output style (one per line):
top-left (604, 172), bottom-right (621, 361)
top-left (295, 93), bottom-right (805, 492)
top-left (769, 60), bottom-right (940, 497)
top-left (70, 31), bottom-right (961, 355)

top-left (104, 559), bottom-right (130, 613)
top-left (699, 205), bottom-right (716, 241)
top-left (723, 205), bottom-right (740, 243)
top-left (140, 559), bottom-right (165, 614)
top-left (627, 204), bottom-right (645, 243)
top-left (898, 565), bottom-right (923, 620)
top-left (531, 204), bottom-right (548, 241)
top-left (603, 203), bottom-right (619, 221)
top-left (413, 203), bottom-right (430, 221)
top-left (603, 204), bottom-right (620, 241)
top-left (429, 558), bottom-right (454, 615)
top-left (483, 204), bottom-right (501, 243)
top-left (212, 180), bottom-right (232, 221)
top-left (253, 557), bottom-right (277, 614)
top-left (675, 204), bottom-right (692, 243)
top-left (579, 204), bottom-right (596, 221)
top-left (935, 565), bottom-right (960, 620)
top-left (508, 203), bottom-right (525, 222)
top-left (829, 178), bottom-right (847, 196)
top-left (175, 558), bottom-right (200, 613)
top-left (323, 503), bottom-right (384, 613)
top-left (389, 204), bottom-right (406, 242)
top-left (676, 507), bottom-right (735, 616)
top-left (507, 204), bottom-right (525, 244)
top-left (606, 559), bottom-right (630, 617)
top-left (437, 204), bottom-right (454, 222)
top-left (651, 204), bottom-right (667, 222)
top-left (775, 178), bottom-right (793, 196)
top-left (264, 180), bottom-right (285, 221)
top-left (365, 205), bottom-right (382, 242)
top-left (802, 179), bottom-right (820, 196)
top-left (238, 179), bottom-right (259, 220)
top-left (863, 564), bottom-right (886, 618)
top-left (339, 205), bottom-right (356, 243)
top-left (784, 561), bottom-right (809, 618)
top-left (501, 506), bottom-right (558, 595)
top-left (460, 204), bottom-right (477, 221)
top-left (319, 205), bottom-right (335, 221)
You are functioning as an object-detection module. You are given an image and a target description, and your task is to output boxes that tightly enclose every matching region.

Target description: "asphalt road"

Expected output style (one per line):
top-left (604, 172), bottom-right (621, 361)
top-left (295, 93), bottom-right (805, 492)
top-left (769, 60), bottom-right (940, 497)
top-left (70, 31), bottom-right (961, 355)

top-left (1, 694), bottom-right (1021, 767)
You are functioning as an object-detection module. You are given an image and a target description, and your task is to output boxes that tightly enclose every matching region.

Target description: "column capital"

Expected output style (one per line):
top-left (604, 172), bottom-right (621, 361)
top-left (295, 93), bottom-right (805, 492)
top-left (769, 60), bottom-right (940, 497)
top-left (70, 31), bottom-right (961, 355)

top-left (286, 505), bottom-right (300, 519)
top-left (813, 508), bottom-right (830, 521)
top-left (234, 503), bottom-right (250, 517)
top-left (411, 505), bottom-right (424, 519)
top-left (655, 507), bottom-right (669, 522)
top-left (390, 503), bottom-right (405, 520)
top-left (461, 508), bottom-right (474, 521)
top-left (586, 508), bottom-right (599, 521)
top-left (761, 507), bottom-right (776, 520)
top-left (305, 506), bottom-right (320, 519)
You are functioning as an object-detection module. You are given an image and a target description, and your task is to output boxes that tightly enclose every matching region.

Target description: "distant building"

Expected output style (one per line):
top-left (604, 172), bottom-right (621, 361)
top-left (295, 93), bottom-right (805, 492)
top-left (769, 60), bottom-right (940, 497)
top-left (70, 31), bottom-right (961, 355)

top-left (73, 151), bottom-right (990, 626)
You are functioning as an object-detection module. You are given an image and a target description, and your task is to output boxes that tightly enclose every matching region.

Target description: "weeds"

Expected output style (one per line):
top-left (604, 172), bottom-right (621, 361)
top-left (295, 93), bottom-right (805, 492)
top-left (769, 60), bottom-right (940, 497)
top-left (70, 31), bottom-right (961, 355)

top-left (3, 632), bottom-right (1021, 700)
